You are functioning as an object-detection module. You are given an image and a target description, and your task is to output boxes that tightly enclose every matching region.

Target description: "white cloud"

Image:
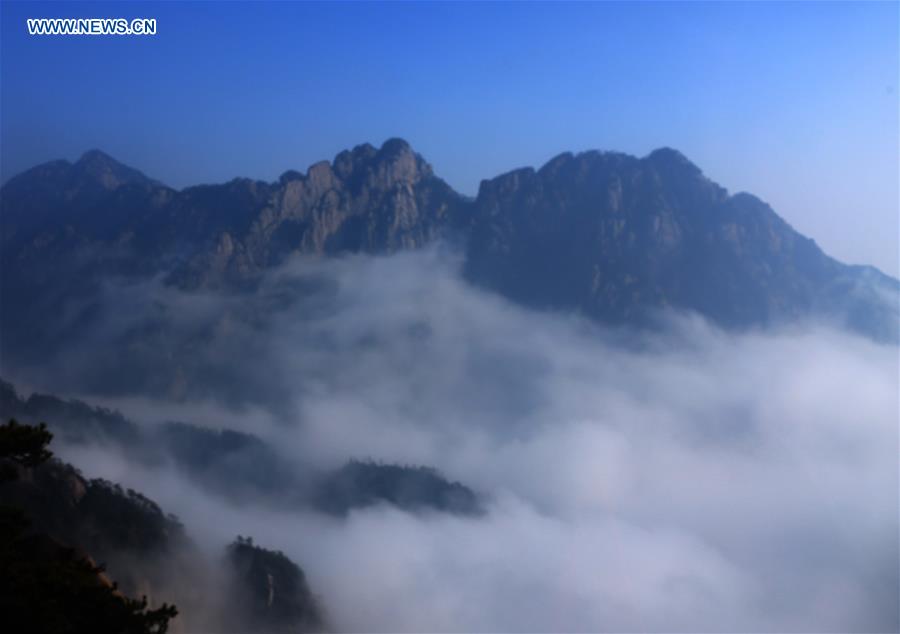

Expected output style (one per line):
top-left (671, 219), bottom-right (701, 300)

top-left (48, 248), bottom-right (900, 632)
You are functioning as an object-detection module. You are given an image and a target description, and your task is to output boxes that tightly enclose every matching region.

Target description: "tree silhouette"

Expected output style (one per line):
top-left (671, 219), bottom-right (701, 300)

top-left (0, 418), bottom-right (178, 633)
top-left (0, 419), bottom-right (53, 481)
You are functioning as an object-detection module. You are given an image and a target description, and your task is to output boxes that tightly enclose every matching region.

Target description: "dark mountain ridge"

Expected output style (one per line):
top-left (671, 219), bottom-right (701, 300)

top-left (466, 146), bottom-right (879, 331)
top-left (0, 419), bottom-right (324, 633)
top-left (1, 139), bottom-right (896, 356)
top-left (0, 378), bottom-right (485, 518)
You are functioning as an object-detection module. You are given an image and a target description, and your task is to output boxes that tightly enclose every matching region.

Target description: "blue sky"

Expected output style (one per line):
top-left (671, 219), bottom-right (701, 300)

top-left (1, 1), bottom-right (897, 274)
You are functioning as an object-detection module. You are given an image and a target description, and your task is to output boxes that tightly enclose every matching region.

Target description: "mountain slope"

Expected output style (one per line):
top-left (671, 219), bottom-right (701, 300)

top-left (0, 140), bottom-right (895, 352)
top-left (466, 148), bottom-right (897, 337)
top-left (0, 418), bottom-right (326, 633)
top-left (0, 379), bottom-right (486, 518)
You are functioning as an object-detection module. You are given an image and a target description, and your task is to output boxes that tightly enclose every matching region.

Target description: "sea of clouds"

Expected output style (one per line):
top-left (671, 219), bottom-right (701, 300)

top-left (41, 247), bottom-right (899, 632)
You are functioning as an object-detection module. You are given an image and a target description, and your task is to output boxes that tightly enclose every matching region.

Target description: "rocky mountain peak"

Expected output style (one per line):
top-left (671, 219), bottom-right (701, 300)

top-left (644, 146), bottom-right (705, 179)
top-left (377, 137), bottom-right (413, 158)
top-left (278, 169), bottom-right (304, 185)
top-left (537, 151), bottom-right (576, 176)
top-left (645, 146), bottom-right (692, 165)
top-left (329, 138), bottom-right (432, 188)
top-left (1, 141), bottom-right (896, 345)
top-left (74, 149), bottom-right (155, 190)
top-left (76, 148), bottom-right (117, 166)
top-left (476, 167), bottom-right (537, 203)
top-left (372, 137), bottom-right (431, 185)
top-left (305, 160), bottom-right (337, 192)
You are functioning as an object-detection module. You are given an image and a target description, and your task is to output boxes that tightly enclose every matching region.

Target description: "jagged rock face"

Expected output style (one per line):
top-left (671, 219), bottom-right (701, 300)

top-left (0, 139), bottom-right (467, 362)
top-left (159, 138), bottom-right (466, 289)
top-left (0, 149), bottom-right (161, 250)
top-left (0, 139), bottom-right (463, 294)
top-left (466, 148), bottom-right (846, 328)
top-left (0, 139), bottom-right (897, 353)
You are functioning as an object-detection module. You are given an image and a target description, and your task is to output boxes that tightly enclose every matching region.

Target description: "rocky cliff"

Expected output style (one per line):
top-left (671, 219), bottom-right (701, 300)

top-left (1, 139), bottom-right (896, 353)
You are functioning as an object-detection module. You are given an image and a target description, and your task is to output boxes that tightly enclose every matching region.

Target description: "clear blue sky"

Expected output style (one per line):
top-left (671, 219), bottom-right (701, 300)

top-left (2, 1), bottom-right (897, 275)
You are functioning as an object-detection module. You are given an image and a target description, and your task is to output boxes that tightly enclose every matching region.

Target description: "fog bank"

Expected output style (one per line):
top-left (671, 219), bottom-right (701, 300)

top-left (46, 248), bottom-right (899, 632)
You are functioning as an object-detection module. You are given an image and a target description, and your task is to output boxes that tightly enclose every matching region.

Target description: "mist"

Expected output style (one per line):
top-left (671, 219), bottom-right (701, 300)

top-left (27, 247), bottom-right (899, 632)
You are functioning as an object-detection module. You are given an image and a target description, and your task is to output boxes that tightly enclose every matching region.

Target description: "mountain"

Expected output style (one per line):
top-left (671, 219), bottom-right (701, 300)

top-left (466, 147), bottom-right (898, 335)
top-left (0, 378), bottom-right (141, 446)
top-left (0, 140), bottom-right (463, 288)
top-left (0, 420), bottom-right (181, 633)
top-left (0, 418), bottom-right (325, 633)
top-left (0, 379), bottom-right (485, 518)
top-left (313, 460), bottom-right (484, 517)
top-left (1, 139), bottom-right (896, 359)
top-left (226, 537), bottom-right (324, 633)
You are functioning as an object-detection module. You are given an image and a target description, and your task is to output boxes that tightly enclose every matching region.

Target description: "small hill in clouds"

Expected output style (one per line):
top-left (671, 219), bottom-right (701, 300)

top-left (313, 459), bottom-right (484, 517)
top-left (0, 379), bottom-right (485, 519)
top-left (227, 536), bottom-right (324, 633)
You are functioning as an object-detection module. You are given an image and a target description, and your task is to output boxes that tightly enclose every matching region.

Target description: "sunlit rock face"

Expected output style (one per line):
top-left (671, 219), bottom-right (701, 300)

top-left (169, 137), bottom-right (467, 289)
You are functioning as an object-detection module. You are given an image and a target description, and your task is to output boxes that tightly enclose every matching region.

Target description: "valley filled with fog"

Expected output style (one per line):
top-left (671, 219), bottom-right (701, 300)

top-left (2, 2), bottom-right (897, 632)
top-left (9, 247), bottom-right (895, 632)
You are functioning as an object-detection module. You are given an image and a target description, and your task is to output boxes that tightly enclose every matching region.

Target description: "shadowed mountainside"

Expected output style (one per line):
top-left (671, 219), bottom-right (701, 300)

top-left (225, 537), bottom-right (324, 633)
top-left (1, 139), bottom-right (896, 364)
top-left (466, 148), bottom-right (898, 334)
top-left (0, 379), bottom-right (484, 519)
top-left (0, 419), bottom-right (326, 633)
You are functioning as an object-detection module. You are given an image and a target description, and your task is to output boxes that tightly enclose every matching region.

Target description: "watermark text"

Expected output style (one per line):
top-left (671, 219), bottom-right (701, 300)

top-left (27, 18), bottom-right (157, 36)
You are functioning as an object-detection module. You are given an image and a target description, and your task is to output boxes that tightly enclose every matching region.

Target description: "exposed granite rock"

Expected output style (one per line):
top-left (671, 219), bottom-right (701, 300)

top-left (163, 138), bottom-right (466, 289)
top-left (0, 139), bottom-right (896, 354)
